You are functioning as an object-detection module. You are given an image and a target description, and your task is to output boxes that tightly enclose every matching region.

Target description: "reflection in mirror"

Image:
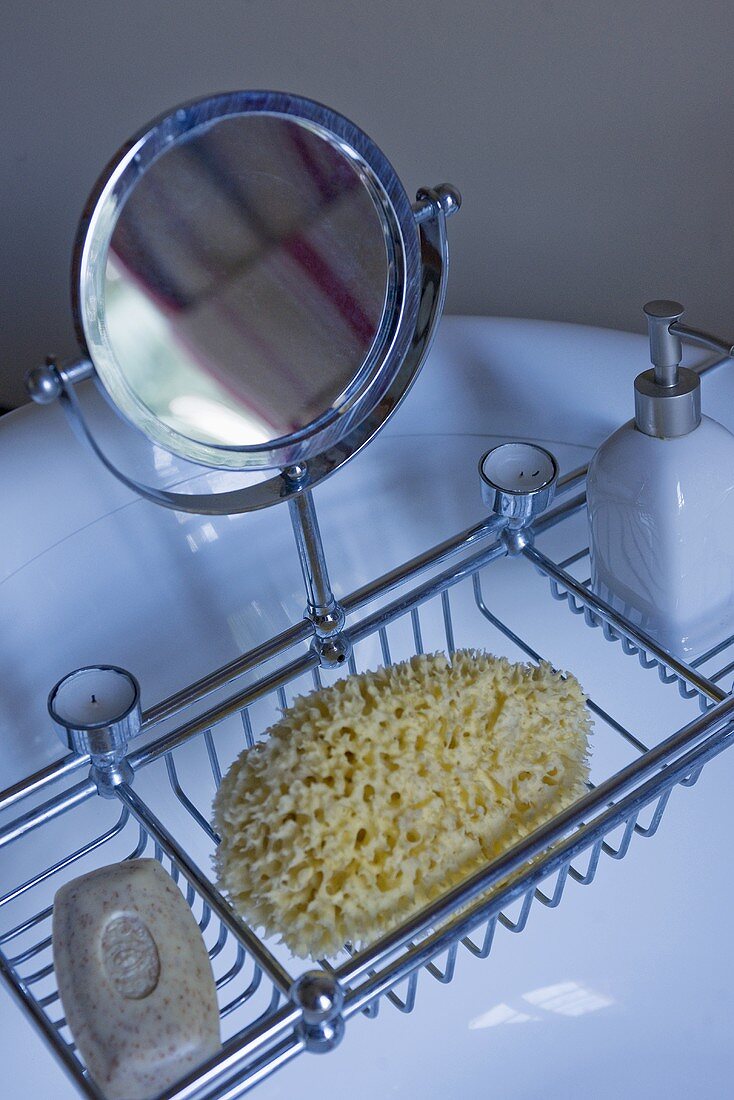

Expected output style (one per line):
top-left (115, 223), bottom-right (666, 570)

top-left (104, 114), bottom-right (390, 450)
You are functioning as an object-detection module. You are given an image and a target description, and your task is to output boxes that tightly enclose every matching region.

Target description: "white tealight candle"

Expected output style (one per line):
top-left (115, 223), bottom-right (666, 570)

top-left (481, 442), bottom-right (556, 494)
top-left (50, 666), bottom-right (138, 728)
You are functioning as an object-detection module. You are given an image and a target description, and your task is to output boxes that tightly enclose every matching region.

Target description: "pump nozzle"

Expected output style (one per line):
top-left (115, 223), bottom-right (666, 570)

top-left (643, 300), bottom-right (685, 387)
top-left (636, 300), bottom-right (700, 438)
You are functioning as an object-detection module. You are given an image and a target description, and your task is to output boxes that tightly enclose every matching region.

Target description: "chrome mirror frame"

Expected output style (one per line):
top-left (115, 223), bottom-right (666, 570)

top-left (28, 91), bottom-right (460, 514)
top-left (72, 91), bottom-right (423, 473)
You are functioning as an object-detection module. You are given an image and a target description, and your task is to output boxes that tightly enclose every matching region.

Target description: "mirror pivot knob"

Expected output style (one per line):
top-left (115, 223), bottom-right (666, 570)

top-left (26, 359), bottom-right (62, 404)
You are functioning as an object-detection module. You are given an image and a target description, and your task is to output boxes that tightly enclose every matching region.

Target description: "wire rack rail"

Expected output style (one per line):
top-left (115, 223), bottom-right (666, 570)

top-left (2, 474), bottom-right (734, 1099)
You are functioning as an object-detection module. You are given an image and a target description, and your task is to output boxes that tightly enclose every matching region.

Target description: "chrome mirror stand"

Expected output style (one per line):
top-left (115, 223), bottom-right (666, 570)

top-left (25, 187), bottom-right (459, 674)
top-left (283, 464), bottom-right (350, 669)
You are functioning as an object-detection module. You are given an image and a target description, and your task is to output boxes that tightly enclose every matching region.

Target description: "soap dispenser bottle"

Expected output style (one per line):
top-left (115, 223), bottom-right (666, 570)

top-left (586, 300), bottom-right (734, 660)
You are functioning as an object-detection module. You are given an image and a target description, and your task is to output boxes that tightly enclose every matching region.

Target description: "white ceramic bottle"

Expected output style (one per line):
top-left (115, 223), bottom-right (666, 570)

top-left (586, 300), bottom-right (734, 660)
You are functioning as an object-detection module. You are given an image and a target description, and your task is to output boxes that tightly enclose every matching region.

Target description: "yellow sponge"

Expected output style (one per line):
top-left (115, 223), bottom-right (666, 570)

top-left (213, 650), bottom-right (591, 959)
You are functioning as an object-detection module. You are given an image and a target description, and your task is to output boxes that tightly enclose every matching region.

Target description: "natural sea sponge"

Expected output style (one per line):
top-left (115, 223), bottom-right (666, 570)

top-left (213, 650), bottom-right (591, 959)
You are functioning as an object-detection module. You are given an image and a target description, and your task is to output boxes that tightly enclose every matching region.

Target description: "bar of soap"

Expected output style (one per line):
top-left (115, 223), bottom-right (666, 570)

top-left (53, 859), bottom-right (221, 1100)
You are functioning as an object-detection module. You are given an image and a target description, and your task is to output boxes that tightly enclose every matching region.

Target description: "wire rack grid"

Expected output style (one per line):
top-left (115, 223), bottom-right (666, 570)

top-left (2, 473), bottom-right (734, 1099)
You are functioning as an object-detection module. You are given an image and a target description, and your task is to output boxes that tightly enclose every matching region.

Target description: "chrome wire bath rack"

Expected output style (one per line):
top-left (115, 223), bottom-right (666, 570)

top-left (2, 458), bottom-right (734, 1100)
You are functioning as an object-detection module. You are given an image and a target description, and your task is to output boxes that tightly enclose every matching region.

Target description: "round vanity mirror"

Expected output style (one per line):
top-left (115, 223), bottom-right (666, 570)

top-left (73, 91), bottom-right (422, 471)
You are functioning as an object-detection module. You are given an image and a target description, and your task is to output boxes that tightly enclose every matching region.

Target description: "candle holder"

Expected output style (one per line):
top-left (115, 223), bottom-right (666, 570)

top-left (479, 442), bottom-right (558, 525)
top-left (478, 442), bottom-right (559, 555)
top-left (48, 665), bottom-right (142, 796)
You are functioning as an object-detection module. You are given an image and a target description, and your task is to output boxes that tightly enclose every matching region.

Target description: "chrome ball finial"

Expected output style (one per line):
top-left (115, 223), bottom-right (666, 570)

top-left (312, 634), bottom-right (351, 670)
top-left (25, 360), bottom-right (62, 404)
top-left (291, 970), bottom-right (345, 1054)
top-left (434, 182), bottom-right (462, 217)
top-left (292, 970), bottom-right (343, 1021)
top-left (414, 183), bottom-right (462, 225)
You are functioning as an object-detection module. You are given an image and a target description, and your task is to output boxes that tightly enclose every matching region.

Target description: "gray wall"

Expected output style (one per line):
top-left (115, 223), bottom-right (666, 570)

top-left (3, 0), bottom-right (733, 408)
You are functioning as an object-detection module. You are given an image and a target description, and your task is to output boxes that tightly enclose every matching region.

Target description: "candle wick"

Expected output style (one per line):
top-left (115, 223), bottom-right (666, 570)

top-left (533, 469), bottom-right (540, 477)
top-left (519, 471), bottom-right (524, 478)
top-left (91, 694), bottom-right (97, 704)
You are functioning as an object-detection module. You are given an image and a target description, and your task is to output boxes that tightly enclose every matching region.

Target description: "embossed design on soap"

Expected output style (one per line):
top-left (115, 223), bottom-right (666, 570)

top-left (101, 913), bottom-right (160, 1000)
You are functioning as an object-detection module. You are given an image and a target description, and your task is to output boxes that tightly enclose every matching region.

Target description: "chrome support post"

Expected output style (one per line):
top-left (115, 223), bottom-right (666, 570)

top-left (284, 465), bottom-right (351, 669)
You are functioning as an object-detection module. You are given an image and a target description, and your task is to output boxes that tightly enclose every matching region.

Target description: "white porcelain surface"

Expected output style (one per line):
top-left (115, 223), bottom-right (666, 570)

top-left (588, 414), bottom-right (734, 658)
top-left (3, 317), bottom-right (734, 1098)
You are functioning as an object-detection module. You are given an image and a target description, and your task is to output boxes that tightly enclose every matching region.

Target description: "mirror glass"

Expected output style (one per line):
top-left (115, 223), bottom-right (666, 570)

top-left (99, 113), bottom-right (391, 456)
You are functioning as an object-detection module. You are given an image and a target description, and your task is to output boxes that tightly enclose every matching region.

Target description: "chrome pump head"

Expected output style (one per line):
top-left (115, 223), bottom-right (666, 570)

top-left (635, 301), bottom-right (701, 439)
